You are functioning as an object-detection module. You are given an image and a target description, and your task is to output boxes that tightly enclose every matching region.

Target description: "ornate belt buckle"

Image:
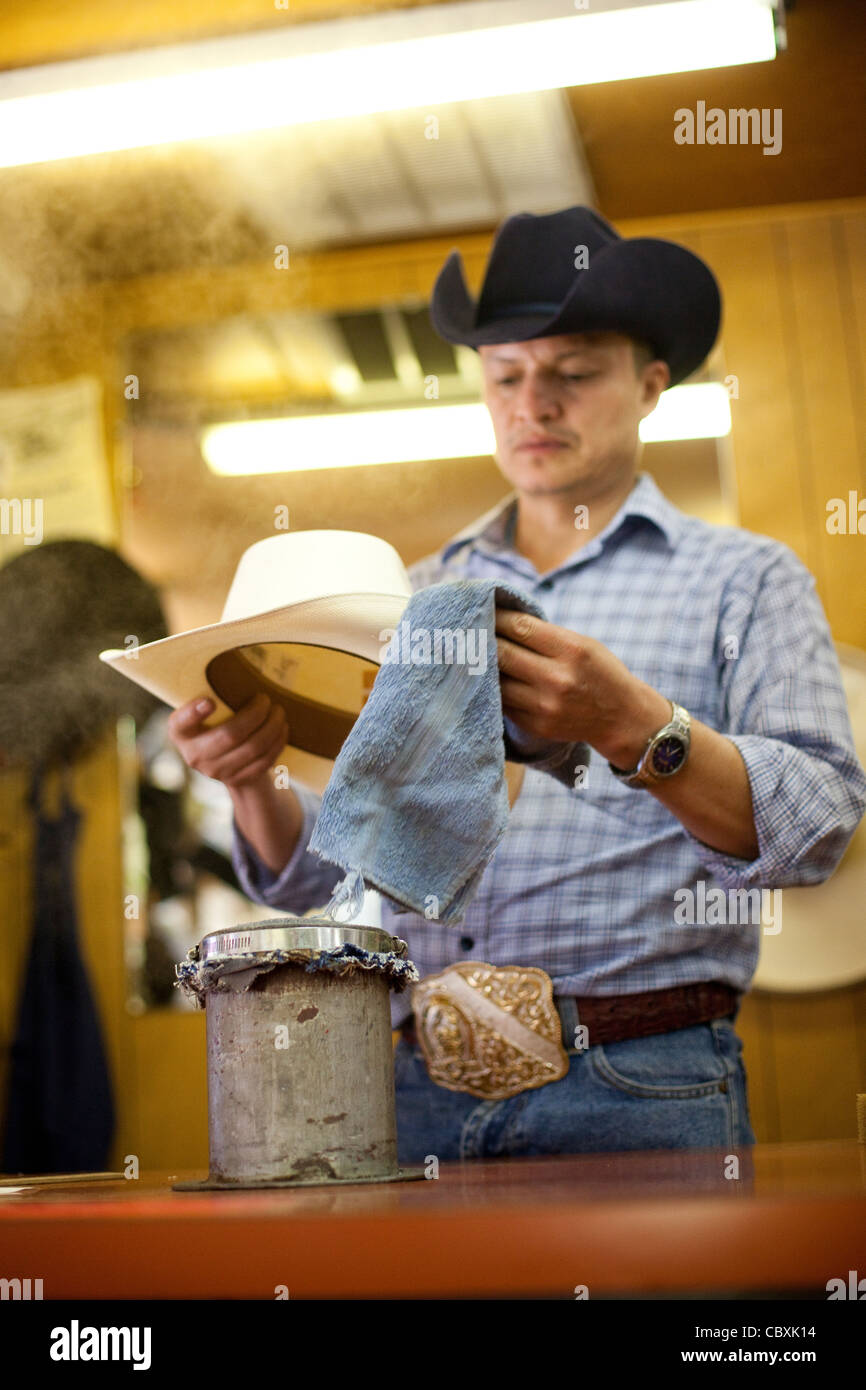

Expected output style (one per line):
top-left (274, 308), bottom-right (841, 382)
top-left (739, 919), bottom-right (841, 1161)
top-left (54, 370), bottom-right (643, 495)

top-left (411, 961), bottom-right (570, 1101)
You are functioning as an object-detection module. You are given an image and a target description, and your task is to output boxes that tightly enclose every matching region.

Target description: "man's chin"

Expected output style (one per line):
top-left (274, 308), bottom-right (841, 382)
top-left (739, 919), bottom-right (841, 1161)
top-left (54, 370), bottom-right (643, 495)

top-left (502, 462), bottom-right (585, 496)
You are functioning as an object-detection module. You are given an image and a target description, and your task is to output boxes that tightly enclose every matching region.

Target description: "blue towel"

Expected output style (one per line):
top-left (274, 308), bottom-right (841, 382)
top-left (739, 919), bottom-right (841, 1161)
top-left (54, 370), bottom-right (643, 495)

top-left (309, 579), bottom-right (591, 925)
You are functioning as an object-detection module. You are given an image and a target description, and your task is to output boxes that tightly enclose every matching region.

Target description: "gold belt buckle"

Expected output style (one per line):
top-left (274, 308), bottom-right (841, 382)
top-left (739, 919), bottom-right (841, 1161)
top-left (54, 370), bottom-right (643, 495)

top-left (411, 961), bottom-right (570, 1101)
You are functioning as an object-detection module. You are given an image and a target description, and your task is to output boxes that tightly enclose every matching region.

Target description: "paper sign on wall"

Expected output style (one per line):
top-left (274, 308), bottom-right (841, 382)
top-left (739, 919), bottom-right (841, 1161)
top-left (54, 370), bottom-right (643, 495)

top-left (0, 375), bottom-right (116, 561)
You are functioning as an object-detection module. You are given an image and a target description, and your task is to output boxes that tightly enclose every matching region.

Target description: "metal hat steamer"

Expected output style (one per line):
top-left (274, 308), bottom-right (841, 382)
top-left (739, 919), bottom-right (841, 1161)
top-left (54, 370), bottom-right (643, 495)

top-left (174, 917), bottom-right (424, 1189)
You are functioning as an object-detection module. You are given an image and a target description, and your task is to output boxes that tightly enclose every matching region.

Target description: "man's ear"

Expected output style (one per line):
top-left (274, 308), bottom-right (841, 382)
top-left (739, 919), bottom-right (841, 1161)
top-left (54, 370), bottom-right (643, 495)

top-left (639, 360), bottom-right (670, 417)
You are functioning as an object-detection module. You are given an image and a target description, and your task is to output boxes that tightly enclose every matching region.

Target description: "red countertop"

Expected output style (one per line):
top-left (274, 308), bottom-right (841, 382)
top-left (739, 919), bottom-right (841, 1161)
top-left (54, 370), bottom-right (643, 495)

top-left (1, 1141), bottom-right (864, 1299)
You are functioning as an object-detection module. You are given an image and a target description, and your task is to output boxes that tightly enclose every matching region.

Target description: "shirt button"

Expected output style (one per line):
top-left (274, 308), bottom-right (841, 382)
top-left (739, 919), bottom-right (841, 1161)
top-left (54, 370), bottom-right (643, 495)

top-left (538, 579), bottom-right (553, 591)
top-left (460, 935), bottom-right (475, 951)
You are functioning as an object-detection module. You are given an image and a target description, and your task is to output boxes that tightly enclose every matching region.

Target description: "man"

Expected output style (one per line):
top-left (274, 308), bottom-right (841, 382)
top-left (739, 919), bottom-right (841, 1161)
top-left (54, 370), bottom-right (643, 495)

top-left (168, 206), bottom-right (866, 1163)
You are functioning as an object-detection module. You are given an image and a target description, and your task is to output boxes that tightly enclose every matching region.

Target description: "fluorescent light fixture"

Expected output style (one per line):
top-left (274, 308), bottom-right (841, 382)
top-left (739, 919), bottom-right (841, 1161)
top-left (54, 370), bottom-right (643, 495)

top-left (202, 405), bottom-right (496, 475)
top-left (202, 386), bottom-right (731, 475)
top-left (0, 0), bottom-right (778, 168)
top-left (639, 383), bottom-right (732, 442)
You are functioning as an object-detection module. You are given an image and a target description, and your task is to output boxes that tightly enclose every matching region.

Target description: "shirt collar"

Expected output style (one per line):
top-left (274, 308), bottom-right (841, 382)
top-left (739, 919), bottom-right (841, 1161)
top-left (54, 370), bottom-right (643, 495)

top-left (441, 470), bottom-right (686, 564)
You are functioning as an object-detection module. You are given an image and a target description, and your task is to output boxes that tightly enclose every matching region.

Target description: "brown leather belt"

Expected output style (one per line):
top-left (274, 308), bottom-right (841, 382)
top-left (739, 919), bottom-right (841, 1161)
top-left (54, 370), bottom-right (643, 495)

top-left (400, 979), bottom-right (740, 1052)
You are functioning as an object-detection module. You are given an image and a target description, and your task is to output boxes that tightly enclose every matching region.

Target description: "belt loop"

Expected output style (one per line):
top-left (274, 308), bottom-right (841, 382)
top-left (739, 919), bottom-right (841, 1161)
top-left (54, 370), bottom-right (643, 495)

top-left (557, 995), bottom-right (579, 1052)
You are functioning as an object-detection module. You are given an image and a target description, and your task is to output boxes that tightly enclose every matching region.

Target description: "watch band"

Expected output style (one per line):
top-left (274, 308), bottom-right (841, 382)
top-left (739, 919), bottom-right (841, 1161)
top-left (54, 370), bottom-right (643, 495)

top-left (608, 700), bottom-right (691, 789)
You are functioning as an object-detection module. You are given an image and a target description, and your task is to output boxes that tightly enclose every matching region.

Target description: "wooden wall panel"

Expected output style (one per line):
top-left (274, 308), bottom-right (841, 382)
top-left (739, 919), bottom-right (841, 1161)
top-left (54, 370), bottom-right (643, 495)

top-left (691, 220), bottom-right (815, 569)
top-left (127, 1013), bottom-right (208, 1171)
top-left (839, 211), bottom-right (866, 496)
top-left (764, 988), bottom-right (865, 1143)
top-left (784, 215), bottom-right (863, 644)
top-left (735, 994), bottom-right (778, 1144)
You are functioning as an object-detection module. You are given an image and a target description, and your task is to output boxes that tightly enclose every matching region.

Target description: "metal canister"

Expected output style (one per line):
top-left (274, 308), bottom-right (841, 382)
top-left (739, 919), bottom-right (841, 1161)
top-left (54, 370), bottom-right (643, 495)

top-left (174, 918), bottom-right (422, 1189)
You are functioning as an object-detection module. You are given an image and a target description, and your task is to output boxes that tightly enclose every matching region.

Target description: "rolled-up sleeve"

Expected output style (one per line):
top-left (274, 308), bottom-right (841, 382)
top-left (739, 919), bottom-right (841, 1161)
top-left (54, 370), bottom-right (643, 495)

top-left (230, 781), bottom-right (341, 913)
top-left (684, 544), bottom-right (866, 888)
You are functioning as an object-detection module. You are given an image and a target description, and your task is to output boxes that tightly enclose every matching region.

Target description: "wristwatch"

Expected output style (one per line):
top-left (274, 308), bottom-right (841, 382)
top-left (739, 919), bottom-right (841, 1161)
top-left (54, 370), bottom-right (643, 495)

top-left (608, 700), bottom-right (691, 789)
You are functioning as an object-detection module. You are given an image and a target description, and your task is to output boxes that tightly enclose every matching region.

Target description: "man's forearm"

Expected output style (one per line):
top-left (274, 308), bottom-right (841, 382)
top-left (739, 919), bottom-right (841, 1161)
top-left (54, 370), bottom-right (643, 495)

top-left (229, 775), bottom-right (305, 875)
top-left (607, 687), bottom-right (759, 860)
top-left (646, 717), bottom-right (759, 860)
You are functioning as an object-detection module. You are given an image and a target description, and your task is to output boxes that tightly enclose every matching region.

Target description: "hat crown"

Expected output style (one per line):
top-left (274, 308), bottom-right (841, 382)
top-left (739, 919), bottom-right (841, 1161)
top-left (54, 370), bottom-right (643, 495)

top-left (221, 530), bottom-right (412, 623)
top-left (476, 206), bottom-right (619, 322)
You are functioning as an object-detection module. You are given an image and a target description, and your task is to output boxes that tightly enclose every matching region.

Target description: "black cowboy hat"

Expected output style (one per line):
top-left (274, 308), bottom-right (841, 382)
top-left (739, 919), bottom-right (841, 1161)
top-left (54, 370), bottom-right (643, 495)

top-left (429, 205), bottom-right (721, 386)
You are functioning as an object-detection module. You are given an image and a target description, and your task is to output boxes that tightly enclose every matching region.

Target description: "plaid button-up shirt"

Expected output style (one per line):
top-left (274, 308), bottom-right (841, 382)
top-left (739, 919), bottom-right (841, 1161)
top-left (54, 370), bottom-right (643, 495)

top-left (231, 471), bottom-right (866, 1025)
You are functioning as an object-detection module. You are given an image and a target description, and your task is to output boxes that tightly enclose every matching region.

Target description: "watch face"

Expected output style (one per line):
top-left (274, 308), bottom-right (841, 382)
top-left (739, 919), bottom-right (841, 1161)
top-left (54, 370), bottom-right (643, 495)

top-left (650, 736), bottom-right (686, 776)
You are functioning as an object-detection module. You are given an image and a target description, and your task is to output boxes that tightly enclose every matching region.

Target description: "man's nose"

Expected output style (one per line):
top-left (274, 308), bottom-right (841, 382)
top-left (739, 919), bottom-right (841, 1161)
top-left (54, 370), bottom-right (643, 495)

top-left (511, 374), bottom-right (561, 421)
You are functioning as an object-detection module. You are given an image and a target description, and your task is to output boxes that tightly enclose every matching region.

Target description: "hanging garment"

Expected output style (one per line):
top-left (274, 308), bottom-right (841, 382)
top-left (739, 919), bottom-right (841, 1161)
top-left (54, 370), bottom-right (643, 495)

top-left (1, 761), bottom-right (115, 1173)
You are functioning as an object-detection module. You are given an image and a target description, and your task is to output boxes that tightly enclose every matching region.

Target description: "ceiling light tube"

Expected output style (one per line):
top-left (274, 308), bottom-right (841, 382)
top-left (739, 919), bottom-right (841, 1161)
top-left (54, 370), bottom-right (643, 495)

top-left (202, 405), bottom-right (497, 474)
top-left (201, 386), bottom-right (731, 475)
top-left (0, 0), bottom-right (778, 168)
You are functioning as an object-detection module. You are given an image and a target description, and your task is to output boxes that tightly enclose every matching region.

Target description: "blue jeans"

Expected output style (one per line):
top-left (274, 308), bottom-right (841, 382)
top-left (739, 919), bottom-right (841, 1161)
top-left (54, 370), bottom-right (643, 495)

top-left (394, 1016), bottom-right (755, 1163)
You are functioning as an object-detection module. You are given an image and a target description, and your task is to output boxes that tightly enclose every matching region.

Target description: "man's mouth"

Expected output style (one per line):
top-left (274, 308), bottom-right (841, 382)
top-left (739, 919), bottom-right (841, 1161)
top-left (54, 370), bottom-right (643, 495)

top-left (517, 437), bottom-right (568, 451)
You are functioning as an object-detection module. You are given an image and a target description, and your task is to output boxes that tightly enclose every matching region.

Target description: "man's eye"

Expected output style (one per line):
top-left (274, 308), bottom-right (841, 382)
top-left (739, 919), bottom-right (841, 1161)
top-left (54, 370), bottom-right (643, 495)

top-left (493, 372), bottom-right (595, 385)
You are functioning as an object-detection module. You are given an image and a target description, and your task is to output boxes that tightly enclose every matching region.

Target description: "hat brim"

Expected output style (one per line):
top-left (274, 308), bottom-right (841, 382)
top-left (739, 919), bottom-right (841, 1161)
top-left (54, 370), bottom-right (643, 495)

top-left (100, 591), bottom-right (410, 761)
top-left (431, 236), bottom-right (721, 386)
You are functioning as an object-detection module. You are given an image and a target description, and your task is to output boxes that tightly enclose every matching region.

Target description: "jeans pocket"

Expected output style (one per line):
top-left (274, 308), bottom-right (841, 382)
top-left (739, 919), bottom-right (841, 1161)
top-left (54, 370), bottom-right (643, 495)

top-left (589, 1022), bottom-right (731, 1100)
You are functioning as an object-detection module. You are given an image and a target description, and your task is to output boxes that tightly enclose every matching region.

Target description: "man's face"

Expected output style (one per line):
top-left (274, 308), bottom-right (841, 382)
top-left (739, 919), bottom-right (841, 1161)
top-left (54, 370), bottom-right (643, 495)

top-left (479, 330), bottom-right (669, 497)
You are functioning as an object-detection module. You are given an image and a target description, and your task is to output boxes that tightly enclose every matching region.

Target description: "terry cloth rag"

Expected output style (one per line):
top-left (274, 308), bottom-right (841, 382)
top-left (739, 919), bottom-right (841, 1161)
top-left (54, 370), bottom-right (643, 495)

top-left (308, 578), bottom-right (591, 925)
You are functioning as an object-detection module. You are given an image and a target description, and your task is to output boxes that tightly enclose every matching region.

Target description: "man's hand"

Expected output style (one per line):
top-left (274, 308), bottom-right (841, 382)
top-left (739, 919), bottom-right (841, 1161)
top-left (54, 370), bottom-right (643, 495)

top-left (167, 692), bottom-right (304, 876)
top-left (495, 606), bottom-right (759, 859)
top-left (495, 607), bottom-right (670, 769)
top-left (167, 691), bottom-right (289, 789)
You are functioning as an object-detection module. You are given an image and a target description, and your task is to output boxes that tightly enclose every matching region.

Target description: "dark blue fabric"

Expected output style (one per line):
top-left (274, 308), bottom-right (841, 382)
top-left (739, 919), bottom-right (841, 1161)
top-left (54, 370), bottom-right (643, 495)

top-left (1, 763), bottom-right (115, 1174)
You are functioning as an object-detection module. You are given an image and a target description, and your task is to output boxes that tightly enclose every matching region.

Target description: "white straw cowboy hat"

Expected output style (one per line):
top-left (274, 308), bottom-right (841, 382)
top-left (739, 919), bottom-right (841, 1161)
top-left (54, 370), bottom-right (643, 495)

top-left (99, 530), bottom-right (413, 759)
